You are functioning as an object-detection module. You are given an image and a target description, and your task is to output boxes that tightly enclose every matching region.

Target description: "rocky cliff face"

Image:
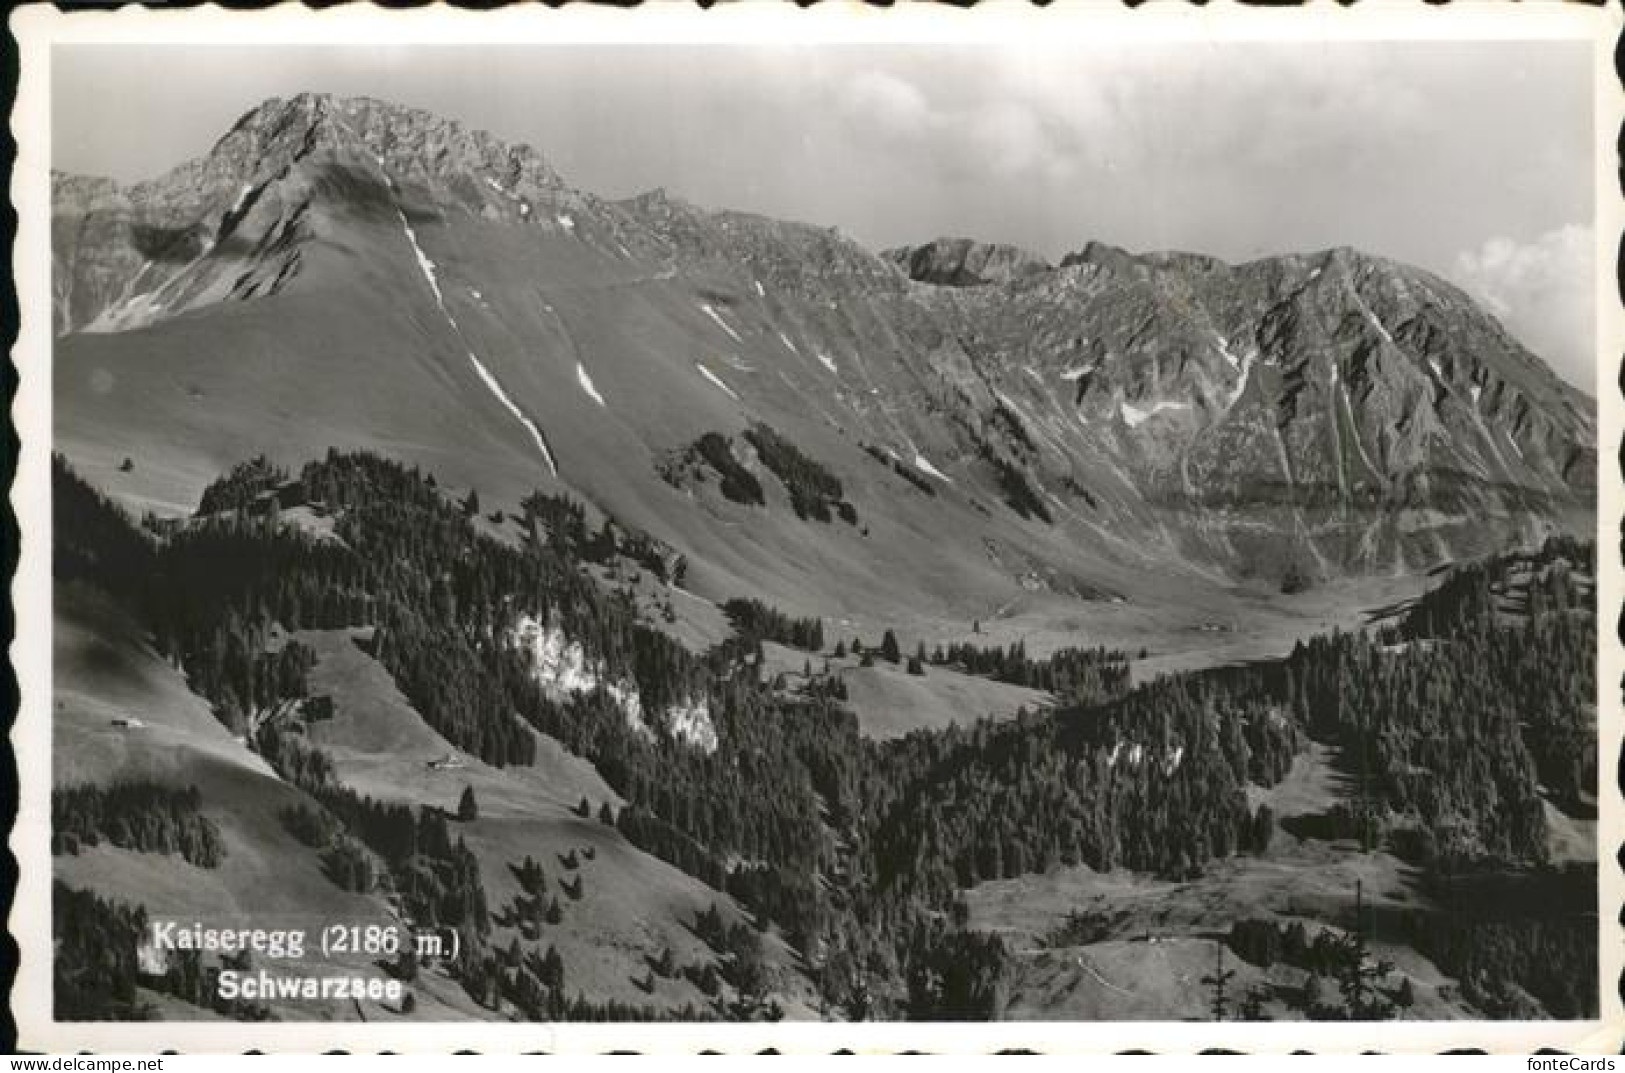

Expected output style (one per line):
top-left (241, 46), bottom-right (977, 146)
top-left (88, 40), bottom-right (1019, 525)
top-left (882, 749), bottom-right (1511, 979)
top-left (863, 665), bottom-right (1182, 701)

top-left (902, 240), bottom-right (1593, 575)
top-left (51, 93), bottom-right (1594, 595)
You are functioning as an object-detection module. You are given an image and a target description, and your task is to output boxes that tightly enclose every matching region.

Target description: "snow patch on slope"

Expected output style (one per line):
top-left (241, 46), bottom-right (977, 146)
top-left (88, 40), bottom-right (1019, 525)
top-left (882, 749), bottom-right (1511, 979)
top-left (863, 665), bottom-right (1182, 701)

top-left (1272, 426), bottom-right (1295, 488)
top-left (1224, 349), bottom-right (1256, 410)
top-left (1344, 273), bottom-right (1396, 347)
top-left (1338, 383), bottom-right (1380, 478)
top-left (777, 330), bottom-right (799, 354)
top-left (699, 302), bottom-right (743, 343)
top-left (1119, 400), bottom-right (1190, 428)
top-left (466, 353), bottom-right (559, 474)
top-left (697, 364), bottom-right (741, 401)
top-left (817, 352), bottom-right (839, 375)
top-left (914, 454), bottom-right (953, 483)
top-left (388, 184), bottom-right (558, 475)
top-left (577, 363), bottom-right (606, 407)
top-left (396, 213), bottom-right (444, 305)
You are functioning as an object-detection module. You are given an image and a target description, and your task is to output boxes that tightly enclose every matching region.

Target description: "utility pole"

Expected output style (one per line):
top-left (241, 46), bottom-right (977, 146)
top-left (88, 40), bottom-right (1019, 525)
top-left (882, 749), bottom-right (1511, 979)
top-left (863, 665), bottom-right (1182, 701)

top-left (1201, 941), bottom-right (1235, 1021)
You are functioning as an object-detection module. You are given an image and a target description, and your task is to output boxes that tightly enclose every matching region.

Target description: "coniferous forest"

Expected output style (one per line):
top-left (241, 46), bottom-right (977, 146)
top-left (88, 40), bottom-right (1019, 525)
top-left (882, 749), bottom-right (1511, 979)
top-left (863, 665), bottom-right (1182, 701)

top-left (51, 450), bottom-right (1597, 1023)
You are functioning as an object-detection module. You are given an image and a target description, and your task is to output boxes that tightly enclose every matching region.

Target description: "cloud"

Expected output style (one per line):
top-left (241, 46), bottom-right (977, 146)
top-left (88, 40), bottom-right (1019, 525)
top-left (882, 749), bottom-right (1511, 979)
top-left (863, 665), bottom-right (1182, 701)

top-left (842, 70), bottom-right (935, 135)
top-left (819, 44), bottom-right (1467, 256)
top-left (1450, 224), bottom-right (1594, 391)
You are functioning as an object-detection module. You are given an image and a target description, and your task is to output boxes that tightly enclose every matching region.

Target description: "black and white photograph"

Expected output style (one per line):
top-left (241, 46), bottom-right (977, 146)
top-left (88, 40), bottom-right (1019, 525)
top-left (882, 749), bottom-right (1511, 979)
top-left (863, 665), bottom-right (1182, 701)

top-left (10, 2), bottom-right (1620, 1053)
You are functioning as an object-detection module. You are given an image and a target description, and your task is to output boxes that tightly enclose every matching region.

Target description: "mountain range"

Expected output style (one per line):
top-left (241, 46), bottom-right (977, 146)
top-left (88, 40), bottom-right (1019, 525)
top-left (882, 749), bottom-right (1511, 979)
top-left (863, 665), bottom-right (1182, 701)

top-left (53, 93), bottom-right (1595, 629)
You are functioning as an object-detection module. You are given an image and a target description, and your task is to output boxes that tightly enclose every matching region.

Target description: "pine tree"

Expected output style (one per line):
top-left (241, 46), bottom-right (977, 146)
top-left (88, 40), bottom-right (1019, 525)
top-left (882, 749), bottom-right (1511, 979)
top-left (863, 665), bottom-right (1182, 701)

top-left (1239, 983), bottom-right (1268, 1021)
top-left (881, 630), bottom-right (901, 664)
top-left (457, 785), bottom-right (479, 822)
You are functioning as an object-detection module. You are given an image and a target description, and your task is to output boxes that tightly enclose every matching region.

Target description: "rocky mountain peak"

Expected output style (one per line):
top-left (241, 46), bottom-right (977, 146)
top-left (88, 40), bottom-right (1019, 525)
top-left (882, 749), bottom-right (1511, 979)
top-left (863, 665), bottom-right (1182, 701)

top-left (1058, 239), bottom-right (1127, 266)
top-left (884, 237), bottom-right (1052, 287)
top-left (206, 92), bottom-right (567, 197)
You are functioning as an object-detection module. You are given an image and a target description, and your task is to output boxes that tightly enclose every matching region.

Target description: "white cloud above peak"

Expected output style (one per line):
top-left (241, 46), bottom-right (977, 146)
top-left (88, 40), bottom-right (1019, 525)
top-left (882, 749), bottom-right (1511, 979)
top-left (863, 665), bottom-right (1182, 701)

top-left (1450, 224), bottom-right (1594, 391)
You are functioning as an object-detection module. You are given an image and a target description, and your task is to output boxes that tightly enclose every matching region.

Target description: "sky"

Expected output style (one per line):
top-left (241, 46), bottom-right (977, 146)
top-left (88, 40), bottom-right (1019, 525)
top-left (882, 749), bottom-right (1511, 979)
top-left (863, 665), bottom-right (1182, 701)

top-left (52, 41), bottom-right (1599, 390)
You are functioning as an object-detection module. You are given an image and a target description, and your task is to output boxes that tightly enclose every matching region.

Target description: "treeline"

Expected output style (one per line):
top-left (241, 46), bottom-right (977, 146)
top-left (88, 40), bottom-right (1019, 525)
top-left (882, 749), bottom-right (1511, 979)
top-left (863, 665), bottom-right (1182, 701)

top-left (661, 426), bottom-right (857, 524)
top-left (860, 443), bottom-right (937, 497)
top-left (52, 782), bottom-right (225, 868)
top-left (300, 452), bottom-right (701, 761)
top-left (687, 432), bottom-right (765, 507)
top-left (56, 456), bottom-right (369, 738)
top-left (196, 455), bottom-right (288, 515)
top-left (1395, 534), bottom-right (1594, 639)
top-left (53, 882), bottom-right (154, 1020)
top-left (1225, 917), bottom-right (1410, 1021)
top-left (517, 490), bottom-right (680, 584)
top-left (742, 422), bottom-right (857, 524)
top-left (279, 803), bottom-right (377, 893)
top-left (1285, 621), bottom-right (1576, 863)
top-left (930, 640), bottom-right (1132, 703)
top-left (975, 443), bottom-right (1051, 523)
top-left (53, 452), bottom-right (159, 605)
top-left (868, 682), bottom-right (1296, 907)
top-left (254, 720), bottom-right (490, 940)
top-left (1385, 538), bottom-right (1595, 813)
top-left (722, 597), bottom-right (824, 652)
top-left (1409, 903), bottom-right (1595, 1019)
